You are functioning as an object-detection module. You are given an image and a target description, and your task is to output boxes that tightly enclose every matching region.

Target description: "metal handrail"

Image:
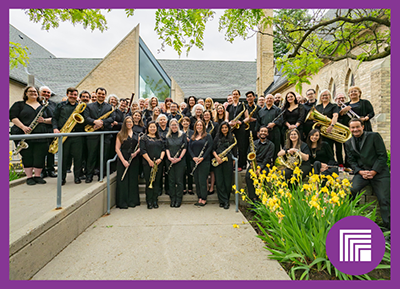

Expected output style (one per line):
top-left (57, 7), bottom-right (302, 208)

top-left (10, 131), bottom-right (118, 209)
top-left (106, 154), bottom-right (118, 215)
top-left (232, 156), bottom-right (239, 212)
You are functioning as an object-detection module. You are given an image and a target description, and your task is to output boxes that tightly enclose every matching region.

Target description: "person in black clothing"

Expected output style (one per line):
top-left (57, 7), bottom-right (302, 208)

top-left (156, 114), bottom-right (169, 195)
top-left (115, 116), bottom-right (141, 209)
top-left (214, 104), bottom-right (226, 125)
top-left (333, 92), bottom-right (348, 166)
top-left (340, 86), bottom-right (375, 132)
top-left (280, 91), bottom-right (306, 143)
top-left (303, 88), bottom-right (318, 139)
top-left (39, 86), bottom-right (57, 178)
top-left (78, 90), bottom-right (91, 179)
top-left (245, 126), bottom-right (275, 202)
top-left (181, 116), bottom-right (194, 195)
top-left (165, 119), bottom-right (187, 207)
top-left (143, 96), bottom-right (159, 123)
top-left (140, 121), bottom-right (165, 209)
top-left (167, 102), bottom-right (183, 125)
top-left (190, 104), bottom-right (204, 130)
top-left (182, 96), bottom-right (197, 118)
top-left (306, 129), bottom-right (338, 175)
top-left (225, 89), bottom-right (249, 171)
top-left (256, 94), bottom-right (282, 162)
top-left (110, 98), bottom-right (128, 173)
top-left (82, 87), bottom-right (115, 183)
top-left (203, 109), bottom-right (218, 195)
top-left (345, 118), bottom-right (390, 230)
top-left (9, 86), bottom-right (50, 185)
top-left (52, 87), bottom-right (85, 185)
top-left (189, 120), bottom-right (213, 206)
top-left (212, 121), bottom-right (237, 209)
top-left (244, 91), bottom-right (260, 140)
top-left (277, 128), bottom-right (311, 181)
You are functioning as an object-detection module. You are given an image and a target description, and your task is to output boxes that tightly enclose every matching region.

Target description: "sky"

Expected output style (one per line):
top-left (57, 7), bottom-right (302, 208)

top-left (9, 9), bottom-right (257, 61)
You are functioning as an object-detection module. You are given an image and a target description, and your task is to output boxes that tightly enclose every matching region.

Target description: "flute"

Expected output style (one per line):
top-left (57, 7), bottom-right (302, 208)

top-left (190, 140), bottom-right (208, 175)
top-left (121, 132), bottom-right (144, 181)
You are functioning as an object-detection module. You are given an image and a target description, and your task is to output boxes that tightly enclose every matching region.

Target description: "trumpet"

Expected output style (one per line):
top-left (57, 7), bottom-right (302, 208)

top-left (191, 140), bottom-right (208, 175)
top-left (148, 158), bottom-right (158, 189)
top-left (84, 107), bottom-right (115, 132)
top-left (338, 100), bottom-right (360, 118)
top-left (121, 132), bottom-right (144, 181)
top-left (211, 136), bottom-right (237, 167)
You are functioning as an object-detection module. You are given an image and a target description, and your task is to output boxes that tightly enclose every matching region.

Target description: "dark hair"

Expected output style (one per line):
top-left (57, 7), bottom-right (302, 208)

top-left (164, 98), bottom-right (173, 103)
top-left (306, 88), bottom-right (316, 94)
top-left (170, 102), bottom-right (178, 108)
top-left (232, 89), bottom-right (241, 96)
top-left (146, 121), bottom-right (160, 139)
top-left (132, 110), bottom-right (144, 127)
top-left (23, 85), bottom-right (39, 101)
top-left (258, 125), bottom-right (269, 132)
top-left (285, 128), bottom-right (302, 149)
top-left (348, 117), bottom-right (364, 127)
top-left (283, 91), bottom-right (298, 110)
top-left (245, 91), bottom-right (255, 97)
top-left (191, 120), bottom-right (207, 140)
top-left (186, 96), bottom-right (197, 108)
top-left (95, 87), bottom-right (107, 95)
top-left (79, 90), bottom-right (90, 98)
top-left (215, 121), bottom-right (233, 141)
top-left (117, 116), bottom-right (133, 143)
top-left (214, 104), bottom-right (226, 122)
top-left (306, 128), bottom-right (322, 151)
top-left (182, 116), bottom-right (191, 124)
top-left (66, 87), bottom-right (78, 95)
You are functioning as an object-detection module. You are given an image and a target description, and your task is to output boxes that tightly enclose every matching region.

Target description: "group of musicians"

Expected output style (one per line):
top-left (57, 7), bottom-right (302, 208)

top-left (9, 86), bottom-right (390, 230)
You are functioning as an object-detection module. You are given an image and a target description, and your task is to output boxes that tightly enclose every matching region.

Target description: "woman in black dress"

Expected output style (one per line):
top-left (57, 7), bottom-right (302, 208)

top-left (181, 116), bottom-right (194, 195)
top-left (277, 128), bottom-right (311, 181)
top-left (9, 86), bottom-right (51, 185)
top-left (214, 104), bottom-right (226, 125)
top-left (182, 96), bottom-right (197, 118)
top-left (115, 116), bottom-right (141, 209)
top-left (189, 120), bottom-right (213, 206)
top-left (280, 91), bottom-right (306, 142)
top-left (165, 119), bottom-right (187, 207)
top-left (212, 121), bottom-right (237, 209)
top-left (306, 129), bottom-right (338, 176)
top-left (140, 121), bottom-right (165, 209)
top-left (131, 110), bottom-right (145, 134)
top-left (203, 109), bottom-right (218, 194)
top-left (340, 86), bottom-right (375, 131)
top-left (156, 114), bottom-right (169, 195)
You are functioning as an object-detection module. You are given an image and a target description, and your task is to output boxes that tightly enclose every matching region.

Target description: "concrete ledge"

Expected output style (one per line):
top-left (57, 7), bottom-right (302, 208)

top-left (9, 173), bottom-right (117, 280)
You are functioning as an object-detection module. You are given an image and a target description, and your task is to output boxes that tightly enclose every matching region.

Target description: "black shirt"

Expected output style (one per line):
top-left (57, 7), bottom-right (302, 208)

top-left (52, 100), bottom-right (85, 132)
top-left (158, 125), bottom-right (168, 140)
top-left (248, 139), bottom-right (275, 169)
top-left (9, 101), bottom-right (49, 137)
top-left (189, 134), bottom-right (214, 161)
top-left (282, 142), bottom-right (311, 165)
top-left (213, 134), bottom-right (238, 158)
top-left (166, 131), bottom-right (187, 157)
top-left (226, 102), bottom-right (246, 122)
top-left (246, 103), bottom-right (261, 132)
top-left (309, 141), bottom-right (336, 165)
top-left (303, 99), bottom-right (317, 113)
top-left (140, 134), bottom-right (165, 163)
top-left (281, 104), bottom-right (306, 127)
top-left (83, 101), bottom-right (115, 131)
top-left (113, 109), bottom-right (126, 131)
top-left (315, 102), bottom-right (340, 119)
top-left (256, 105), bottom-right (282, 131)
top-left (205, 121), bottom-right (218, 139)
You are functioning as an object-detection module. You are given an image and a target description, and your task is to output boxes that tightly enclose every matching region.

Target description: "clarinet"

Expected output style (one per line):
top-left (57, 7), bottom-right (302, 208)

top-left (190, 140), bottom-right (208, 175)
top-left (166, 143), bottom-right (185, 174)
top-left (121, 132), bottom-right (144, 181)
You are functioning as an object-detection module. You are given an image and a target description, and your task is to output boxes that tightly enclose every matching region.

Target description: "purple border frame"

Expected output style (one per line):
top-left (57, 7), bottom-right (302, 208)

top-left (3, 1), bottom-right (397, 288)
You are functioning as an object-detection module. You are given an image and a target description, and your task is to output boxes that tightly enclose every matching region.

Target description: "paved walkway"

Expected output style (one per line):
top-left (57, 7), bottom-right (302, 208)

top-left (31, 203), bottom-right (289, 280)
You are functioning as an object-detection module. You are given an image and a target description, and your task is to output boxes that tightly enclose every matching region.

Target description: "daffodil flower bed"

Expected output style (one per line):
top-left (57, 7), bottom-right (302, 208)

top-left (9, 151), bottom-right (23, 181)
top-left (235, 165), bottom-right (388, 280)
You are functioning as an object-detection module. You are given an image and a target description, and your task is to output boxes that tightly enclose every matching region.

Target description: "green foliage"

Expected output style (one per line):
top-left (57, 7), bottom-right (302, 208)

top-left (9, 42), bottom-right (29, 69)
top-left (9, 152), bottom-right (23, 181)
top-left (386, 150), bottom-right (390, 170)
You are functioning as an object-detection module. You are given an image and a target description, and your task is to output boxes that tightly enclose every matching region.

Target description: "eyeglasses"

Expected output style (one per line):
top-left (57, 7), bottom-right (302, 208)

top-left (349, 90), bottom-right (359, 94)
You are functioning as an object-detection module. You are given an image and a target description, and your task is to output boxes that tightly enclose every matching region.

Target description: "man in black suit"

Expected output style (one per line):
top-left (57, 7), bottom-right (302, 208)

top-left (345, 118), bottom-right (390, 230)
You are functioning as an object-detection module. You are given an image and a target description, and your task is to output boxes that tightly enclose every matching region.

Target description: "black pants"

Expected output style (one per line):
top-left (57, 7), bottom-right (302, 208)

top-left (116, 156), bottom-right (140, 208)
top-left (183, 154), bottom-right (193, 191)
top-left (43, 139), bottom-right (55, 172)
top-left (86, 135), bottom-right (111, 178)
top-left (62, 136), bottom-right (83, 181)
top-left (351, 172), bottom-right (391, 229)
top-left (143, 162), bottom-right (163, 204)
top-left (167, 159), bottom-right (185, 203)
top-left (214, 158), bottom-right (233, 204)
top-left (267, 127), bottom-right (281, 162)
top-left (333, 141), bottom-right (344, 166)
top-left (17, 140), bottom-right (47, 168)
top-left (159, 160), bottom-right (169, 195)
top-left (233, 124), bottom-right (247, 169)
top-left (312, 161), bottom-right (339, 175)
top-left (192, 160), bottom-right (210, 200)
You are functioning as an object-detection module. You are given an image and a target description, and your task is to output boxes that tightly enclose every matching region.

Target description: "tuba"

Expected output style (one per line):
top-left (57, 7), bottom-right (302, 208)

top-left (305, 107), bottom-right (352, 143)
top-left (247, 131), bottom-right (257, 172)
top-left (275, 150), bottom-right (302, 170)
top-left (211, 135), bottom-right (237, 167)
top-left (84, 107), bottom-right (115, 132)
top-left (48, 102), bottom-right (86, 154)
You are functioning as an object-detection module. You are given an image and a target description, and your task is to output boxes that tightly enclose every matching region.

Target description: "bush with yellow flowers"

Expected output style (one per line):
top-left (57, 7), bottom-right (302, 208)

top-left (235, 165), bottom-right (385, 280)
top-left (9, 151), bottom-right (23, 181)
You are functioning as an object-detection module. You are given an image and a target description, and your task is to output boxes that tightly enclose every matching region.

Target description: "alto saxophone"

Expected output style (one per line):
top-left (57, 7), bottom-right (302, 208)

top-left (230, 103), bottom-right (246, 130)
top-left (245, 105), bottom-right (258, 130)
top-left (48, 102), bottom-right (86, 154)
top-left (211, 136), bottom-right (237, 167)
top-left (84, 106), bottom-right (115, 132)
top-left (12, 102), bottom-right (49, 155)
top-left (247, 131), bottom-right (257, 172)
top-left (148, 158), bottom-right (158, 189)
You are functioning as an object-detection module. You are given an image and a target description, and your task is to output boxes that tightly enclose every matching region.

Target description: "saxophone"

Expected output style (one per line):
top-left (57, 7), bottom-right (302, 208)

top-left (245, 105), bottom-right (258, 130)
top-left (211, 136), bottom-right (237, 167)
top-left (148, 158), bottom-right (158, 189)
top-left (48, 102), bottom-right (86, 154)
top-left (230, 103), bottom-right (246, 130)
top-left (247, 131), bottom-right (257, 172)
top-left (84, 106), bottom-right (115, 132)
top-left (12, 102), bottom-right (49, 155)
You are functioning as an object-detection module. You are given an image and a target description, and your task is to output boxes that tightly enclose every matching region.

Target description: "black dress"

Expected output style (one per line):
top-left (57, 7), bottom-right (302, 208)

top-left (226, 102), bottom-right (247, 169)
top-left (116, 133), bottom-right (140, 208)
top-left (343, 99), bottom-right (375, 131)
top-left (183, 129), bottom-right (194, 192)
top-left (314, 102), bottom-right (340, 151)
top-left (280, 104), bottom-right (306, 141)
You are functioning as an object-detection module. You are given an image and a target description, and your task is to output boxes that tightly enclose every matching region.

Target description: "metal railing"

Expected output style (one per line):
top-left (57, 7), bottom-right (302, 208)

top-left (9, 131), bottom-right (118, 209)
top-left (232, 156), bottom-right (239, 212)
top-left (106, 154), bottom-right (118, 215)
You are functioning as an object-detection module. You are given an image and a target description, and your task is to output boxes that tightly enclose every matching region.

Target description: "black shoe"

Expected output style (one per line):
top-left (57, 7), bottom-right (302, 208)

top-left (40, 171), bottom-right (48, 178)
top-left (48, 171), bottom-right (57, 178)
top-left (62, 180), bottom-right (66, 186)
top-left (147, 203), bottom-right (153, 209)
top-left (33, 176), bottom-right (47, 184)
top-left (219, 203), bottom-right (224, 208)
top-left (80, 175), bottom-right (86, 180)
top-left (26, 177), bottom-right (36, 186)
top-left (67, 169), bottom-right (72, 173)
top-left (153, 202), bottom-right (159, 209)
top-left (208, 190), bottom-right (215, 195)
top-left (165, 191), bottom-right (170, 195)
top-left (170, 202), bottom-right (175, 208)
top-left (199, 202), bottom-right (207, 207)
top-left (188, 190), bottom-right (194, 195)
top-left (74, 178), bottom-right (81, 184)
top-left (224, 203), bottom-right (230, 210)
top-left (158, 191), bottom-right (163, 196)
top-left (85, 176), bottom-right (93, 183)
top-left (174, 202), bottom-right (181, 208)
top-left (183, 190), bottom-right (187, 195)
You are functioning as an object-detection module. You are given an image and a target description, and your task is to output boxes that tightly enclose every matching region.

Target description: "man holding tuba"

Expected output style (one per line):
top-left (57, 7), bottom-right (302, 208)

top-left (82, 87), bottom-right (115, 183)
top-left (245, 126), bottom-right (275, 203)
top-left (52, 87), bottom-right (85, 185)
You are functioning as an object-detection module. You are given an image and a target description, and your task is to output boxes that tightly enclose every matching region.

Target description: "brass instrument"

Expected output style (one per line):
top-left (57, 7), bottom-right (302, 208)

top-left (247, 131), bottom-right (257, 172)
top-left (338, 100), bottom-right (360, 118)
top-left (121, 132), bottom-right (144, 181)
top-left (245, 105), bottom-right (258, 130)
top-left (148, 158), bottom-right (158, 189)
top-left (48, 102), bottom-right (86, 154)
top-left (305, 107), bottom-right (352, 143)
top-left (211, 135), bottom-right (237, 167)
top-left (275, 150), bottom-right (302, 170)
top-left (191, 140), bottom-right (208, 175)
top-left (84, 107), bottom-right (115, 132)
top-left (207, 121), bottom-right (214, 135)
top-left (177, 110), bottom-right (184, 124)
top-left (166, 143), bottom-right (185, 174)
top-left (13, 102), bottom-right (49, 155)
top-left (230, 103), bottom-right (246, 130)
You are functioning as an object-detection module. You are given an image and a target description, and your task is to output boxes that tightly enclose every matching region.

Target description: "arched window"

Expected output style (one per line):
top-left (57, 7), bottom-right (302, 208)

top-left (345, 69), bottom-right (355, 93)
top-left (329, 78), bottom-right (336, 99)
top-left (315, 85), bottom-right (320, 98)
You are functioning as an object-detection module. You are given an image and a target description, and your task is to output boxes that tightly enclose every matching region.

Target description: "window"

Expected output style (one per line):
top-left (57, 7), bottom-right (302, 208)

top-left (139, 38), bottom-right (171, 101)
top-left (329, 78), bottom-right (336, 99)
top-left (345, 69), bottom-right (355, 93)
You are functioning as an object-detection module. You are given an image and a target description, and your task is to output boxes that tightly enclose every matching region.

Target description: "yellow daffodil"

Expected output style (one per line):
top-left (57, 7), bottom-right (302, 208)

top-left (332, 172), bottom-right (339, 179)
top-left (233, 224), bottom-right (239, 228)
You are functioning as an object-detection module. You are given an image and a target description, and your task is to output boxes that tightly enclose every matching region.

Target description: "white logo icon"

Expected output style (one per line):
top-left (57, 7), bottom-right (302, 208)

top-left (339, 229), bottom-right (372, 262)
